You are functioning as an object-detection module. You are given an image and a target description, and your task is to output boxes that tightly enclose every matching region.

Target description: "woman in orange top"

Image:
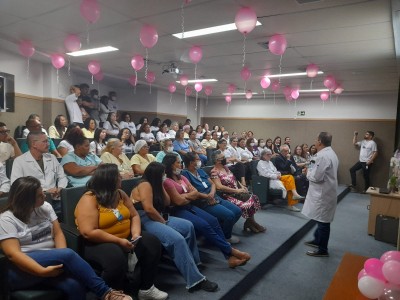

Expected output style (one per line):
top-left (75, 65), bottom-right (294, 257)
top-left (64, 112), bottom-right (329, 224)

top-left (75, 164), bottom-right (168, 300)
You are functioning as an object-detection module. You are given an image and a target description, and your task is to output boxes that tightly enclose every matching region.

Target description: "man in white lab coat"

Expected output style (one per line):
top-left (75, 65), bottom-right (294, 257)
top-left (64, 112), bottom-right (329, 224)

top-left (302, 132), bottom-right (339, 257)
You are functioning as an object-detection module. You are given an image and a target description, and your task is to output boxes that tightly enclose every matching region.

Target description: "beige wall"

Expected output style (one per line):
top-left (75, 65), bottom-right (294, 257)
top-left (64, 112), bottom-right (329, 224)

top-left (202, 117), bottom-right (396, 188)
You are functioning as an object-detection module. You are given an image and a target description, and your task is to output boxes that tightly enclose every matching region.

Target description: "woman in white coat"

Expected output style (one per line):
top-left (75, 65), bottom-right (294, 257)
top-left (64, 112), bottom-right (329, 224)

top-left (302, 132), bottom-right (339, 257)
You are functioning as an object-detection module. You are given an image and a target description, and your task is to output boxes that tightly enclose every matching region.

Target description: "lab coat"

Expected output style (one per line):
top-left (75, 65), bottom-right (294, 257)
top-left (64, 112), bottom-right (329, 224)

top-left (302, 146), bottom-right (339, 223)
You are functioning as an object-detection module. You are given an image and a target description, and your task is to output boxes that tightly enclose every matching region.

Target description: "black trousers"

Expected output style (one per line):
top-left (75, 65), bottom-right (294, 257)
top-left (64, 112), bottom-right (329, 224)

top-left (350, 161), bottom-right (371, 190)
top-left (313, 221), bottom-right (330, 253)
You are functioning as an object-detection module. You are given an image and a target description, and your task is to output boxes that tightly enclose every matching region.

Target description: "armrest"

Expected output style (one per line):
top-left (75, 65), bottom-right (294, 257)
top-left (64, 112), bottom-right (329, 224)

top-left (60, 223), bottom-right (85, 256)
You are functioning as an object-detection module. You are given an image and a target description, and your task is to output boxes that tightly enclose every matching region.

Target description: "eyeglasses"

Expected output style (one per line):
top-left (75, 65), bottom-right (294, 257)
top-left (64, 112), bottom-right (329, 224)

top-left (0, 130), bottom-right (10, 135)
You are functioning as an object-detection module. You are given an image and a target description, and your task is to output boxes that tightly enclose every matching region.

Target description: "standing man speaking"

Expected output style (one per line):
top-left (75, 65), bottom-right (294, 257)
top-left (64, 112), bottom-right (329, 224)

top-left (302, 132), bottom-right (339, 257)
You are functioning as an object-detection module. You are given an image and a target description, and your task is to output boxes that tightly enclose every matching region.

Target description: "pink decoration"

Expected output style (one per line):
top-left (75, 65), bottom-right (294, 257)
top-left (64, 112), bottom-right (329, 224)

top-left (260, 77), bottom-right (271, 89)
top-left (18, 40), bottom-right (35, 58)
top-left (128, 75), bottom-right (137, 86)
top-left (94, 70), bottom-right (104, 81)
top-left (358, 269), bottom-right (368, 280)
top-left (131, 55), bottom-right (145, 71)
top-left (382, 260), bottom-right (400, 285)
top-left (283, 86), bottom-right (292, 97)
top-left (358, 276), bottom-right (385, 299)
top-left (189, 46), bottom-right (203, 64)
top-left (291, 89), bottom-right (299, 100)
top-left (204, 86), bottom-right (213, 96)
top-left (323, 75), bottom-right (336, 89)
top-left (240, 66), bottom-right (251, 81)
top-left (320, 92), bottom-right (329, 101)
top-left (185, 86), bottom-right (193, 96)
top-left (269, 34), bottom-right (287, 56)
top-left (227, 84), bottom-right (236, 94)
top-left (225, 95), bottom-right (232, 103)
top-left (306, 63), bottom-right (319, 78)
top-left (168, 83), bottom-right (176, 93)
top-left (271, 80), bottom-right (280, 92)
top-left (381, 251), bottom-right (400, 263)
top-left (50, 54), bottom-right (65, 69)
top-left (245, 90), bottom-right (253, 100)
top-left (333, 85), bottom-right (344, 95)
top-left (88, 60), bottom-right (101, 75)
top-left (364, 258), bottom-right (385, 282)
top-left (195, 82), bottom-right (203, 92)
top-left (146, 71), bottom-right (155, 83)
top-left (234, 7), bottom-right (257, 35)
top-left (180, 74), bottom-right (189, 86)
top-left (140, 25), bottom-right (158, 49)
top-left (80, 0), bottom-right (100, 24)
top-left (64, 34), bottom-right (81, 52)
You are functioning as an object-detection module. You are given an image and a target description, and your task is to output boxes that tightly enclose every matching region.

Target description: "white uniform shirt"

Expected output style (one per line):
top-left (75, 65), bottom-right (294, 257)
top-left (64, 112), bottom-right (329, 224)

top-left (357, 140), bottom-right (377, 162)
top-left (23, 127), bottom-right (49, 139)
top-left (302, 147), bottom-right (339, 223)
top-left (156, 131), bottom-right (171, 142)
top-left (120, 121), bottom-right (137, 136)
top-left (257, 160), bottom-right (287, 198)
top-left (65, 93), bottom-right (83, 124)
top-left (0, 162), bottom-right (10, 193)
top-left (0, 142), bottom-right (14, 163)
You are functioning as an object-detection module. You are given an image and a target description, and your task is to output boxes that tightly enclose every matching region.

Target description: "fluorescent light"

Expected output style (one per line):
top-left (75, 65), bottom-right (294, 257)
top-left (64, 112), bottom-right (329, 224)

top-left (222, 92), bottom-right (259, 95)
top-left (176, 79), bottom-right (218, 83)
top-left (67, 46), bottom-right (119, 57)
top-left (299, 89), bottom-right (329, 92)
top-left (267, 71), bottom-right (324, 78)
top-left (172, 21), bottom-right (262, 39)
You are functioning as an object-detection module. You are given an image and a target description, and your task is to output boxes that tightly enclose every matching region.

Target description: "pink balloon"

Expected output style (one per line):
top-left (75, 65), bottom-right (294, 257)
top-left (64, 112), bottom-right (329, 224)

top-left (306, 63), bottom-right (319, 78)
top-left (88, 60), bottom-right (101, 75)
top-left (189, 46), bottom-right (203, 64)
top-left (18, 40), bottom-right (35, 58)
top-left (80, 0), bottom-right (100, 24)
top-left (381, 251), bottom-right (400, 263)
top-left (285, 95), bottom-right (293, 101)
top-left (245, 90), bottom-right (252, 100)
top-left (260, 77), bottom-right (271, 89)
top-left (51, 54), bottom-right (65, 69)
top-left (128, 75), bottom-right (137, 86)
top-left (323, 75), bottom-right (336, 89)
top-left (291, 89), bottom-right (299, 100)
top-left (240, 66), bottom-right (251, 81)
top-left (146, 71), bottom-right (155, 83)
top-left (235, 7), bottom-right (257, 35)
top-left (333, 85), bottom-right (344, 95)
top-left (64, 34), bottom-right (81, 52)
top-left (195, 82), bottom-right (203, 92)
top-left (283, 86), bottom-right (292, 97)
top-left (204, 86), bottom-right (213, 96)
top-left (358, 268), bottom-right (368, 280)
top-left (382, 260), bottom-right (400, 285)
top-left (180, 74), bottom-right (189, 86)
top-left (225, 95), bottom-right (232, 103)
top-left (185, 86), bottom-right (192, 96)
top-left (271, 80), bottom-right (280, 92)
top-left (168, 83), bottom-right (176, 93)
top-left (131, 55), bottom-right (144, 71)
top-left (227, 84), bottom-right (236, 94)
top-left (140, 25), bottom-right (158, 49)
top-left (364, 258), bottom-right (385, 282)
top-left (269, 34), bottom-right (287, 56)
top-left (94, 70), bottom-right (104, 81)
top-left (320, 92), bottom-right (329, 101)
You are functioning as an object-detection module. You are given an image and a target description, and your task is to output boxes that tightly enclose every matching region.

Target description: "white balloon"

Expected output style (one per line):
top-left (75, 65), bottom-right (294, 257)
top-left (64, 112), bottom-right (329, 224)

top-left (358, 276), bottom-right (385, 299)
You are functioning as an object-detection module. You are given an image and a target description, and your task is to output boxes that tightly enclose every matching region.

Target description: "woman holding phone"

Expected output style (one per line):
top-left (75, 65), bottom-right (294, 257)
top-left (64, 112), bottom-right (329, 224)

top-left (75, 164), bottom-right (168, 300)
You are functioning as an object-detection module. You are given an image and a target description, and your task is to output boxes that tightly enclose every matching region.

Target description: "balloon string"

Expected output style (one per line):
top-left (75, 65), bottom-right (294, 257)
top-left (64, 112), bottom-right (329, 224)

top-left (181, 1), bottom-right (185, 39)
top-left (56, 68), bottom-right (59, 84)
top-left (263, 90), bottom-right (265, 99)
top-left (170, 93), bottom-right (172, 103)
top-left (56, 69), bottom-right (60, 96)
top-left (323, 101), bottom-right (325, 109)
top-left (273, 92), bottom-right (276, 105)
top-left (329, 90), bottom-right (332, 102)
top-left (242, 34), bottom-right (246, 67)
top-left (68, 58), bottom-right (71, 77)
top-left (278, 54), bottom-right (283, 83)
top-left (244, 81), bottom-right (247, 94)
top-left (97, 80), bottom-right (100, 95)
top-left (145, 49), bottom-right (148, 79)
top-left (149, 83), bottom-right (152, 94)
top-left (206, 96), bottom-right (208, 106)
top-left (310, 78), bottom-right (313, 90)
top-left (91, 75), bottom-right (93, 84)
top-left (135, 70), bottom-right (138, 87)
top-left (86, 23), bottom-right (90, 45)
top-left (184, 86), bottom-right (187, 102)
top-left (194, 63), bottom-right (197, 81)
top-left (227, 103), bottom-right (229, 113)
top-left (27, 58), bottom-right (30, 79)
top-left (195, 92), bottom-right (198, 111)
top-left (336, 94), bottom-right (338, 105)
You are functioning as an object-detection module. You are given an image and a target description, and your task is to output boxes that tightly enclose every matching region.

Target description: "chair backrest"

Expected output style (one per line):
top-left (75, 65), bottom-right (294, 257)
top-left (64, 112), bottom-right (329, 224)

top-left (13, 125), bottom-right (25, 139)
top-left (5, 159), bottom-right (13, 179)
top-left (60, 185), bottom-right (87, 227)
top-left (52, 138), bottom-right (62, 148)
top-left (0, 196), bottom-right (8, 209)
top-left (201, 165), bottom-right (214, 176)
top-left (121, 177), bottom-right (141, 195)
top-left (250, 160), bottom-right (260, 176)
top-left (206, 148), bottom-right (215, 166)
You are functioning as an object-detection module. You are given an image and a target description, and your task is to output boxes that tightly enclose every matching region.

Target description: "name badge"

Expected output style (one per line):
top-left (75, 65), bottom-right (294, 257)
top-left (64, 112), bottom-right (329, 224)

top-left (112, 208), bottom-right (123, 221)
top-left (202, 181), bottom-right (208, 188)
top-left (181, 184), bottom-right (188, 193)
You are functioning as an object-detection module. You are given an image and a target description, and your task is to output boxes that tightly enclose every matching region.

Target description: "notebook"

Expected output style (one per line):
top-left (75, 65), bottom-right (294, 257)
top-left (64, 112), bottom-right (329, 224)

top-left (379, 187), bottom-right (391, 194)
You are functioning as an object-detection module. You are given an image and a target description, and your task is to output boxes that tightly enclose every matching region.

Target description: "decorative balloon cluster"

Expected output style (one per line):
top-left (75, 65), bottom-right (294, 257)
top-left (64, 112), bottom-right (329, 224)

top-left (358, 251), bottom-right (400, 299)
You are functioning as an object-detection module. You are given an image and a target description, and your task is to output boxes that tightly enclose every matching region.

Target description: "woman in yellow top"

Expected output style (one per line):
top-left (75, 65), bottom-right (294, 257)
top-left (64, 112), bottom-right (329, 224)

top-left (130, 140), bottom-right (156, 175)
top-left (100, 138), bottom-right (134, 179)
top-left (82, 117), bottom-right (97, 139)
top-left (75, 164), bottom-right (167, 300)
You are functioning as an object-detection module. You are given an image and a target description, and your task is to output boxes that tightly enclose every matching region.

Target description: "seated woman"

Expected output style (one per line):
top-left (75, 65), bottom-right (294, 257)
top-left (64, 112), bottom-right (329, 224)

top-left (173, 130), bottom-right (193, 157)
top-left (156, 123), bottom-right (171, 142)
top-left (75, 164), bottom-right (167, 299)
top-left (136, 116), bottom-right (148, 131)
top-left (182, 125), bottom-right (191, 139)
top-left (90, 128), bottom-right (107, 155)
top-left (100, 138), bottom-right (134, 179)
top-left (118, 128), bottom-right (135, 154)
top-left (131, 162), bottom-right (218, 293)
top-left (48, 114), bottom-right (68, 139)
top-left (181, 152), bottom-right (242, 244)
top-left (218, 139), bottom-right (247, 187)
top-left (272, 136), bottom-right (281, 154)
top-left (308, 144), bottom-right (318, 169)
top-left (257, 139), bottom-right (266, 154)
top-left (258, 149), bottom-right (304, 212)
top-left (155, 139), bottom-right (181, 163)
top-left (103, 112), bottom-right (121, 138)
top-left (119, 112), bottom-right (136, 137)
top-left (0, 177), bottom-right (131, 300)
top-left (200, 131), bottom-right (214, 150)
top-left (210, 131), bottom-right (219, 148)
top-left (237, 138), bottom-right (254, 185)
top-left (130, 140), bottom-right (156, 176)
top-left (168, 122), bottom-right (178, 138)
top-left (187, 129), bottom-right (207, 165)
top-left (162, 154), bottom-right (250, 269)
top-left (61, 135), bottom-right (102, 187)
top-left (195, 125), bottom-right (203, 140)
top-left (292, 145), bottom-right (308, 169)
top-left (140, 124), bottom-right (156, 147)
top-left (82, 117), bottom-right (97, 139)
top-left (57, 125), bottom-right (83, 157)
top-left (210, 150), bottom-right (265, 233)
top-left (149, 118), bottom-right (161, 133)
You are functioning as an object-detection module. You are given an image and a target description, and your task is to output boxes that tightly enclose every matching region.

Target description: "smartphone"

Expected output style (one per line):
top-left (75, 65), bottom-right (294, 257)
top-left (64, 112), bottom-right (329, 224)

top-left (162, 213), bottom-right (169, 222)
top-left (131, 236), bottom-right (142, 245)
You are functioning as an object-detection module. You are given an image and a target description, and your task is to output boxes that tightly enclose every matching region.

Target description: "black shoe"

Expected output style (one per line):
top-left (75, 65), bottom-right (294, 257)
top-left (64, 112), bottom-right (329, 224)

top-left (306, 250), bottom-right (329, 257)
top-left (188, 279), bottom-right (218, 293)
top-left (304, 240), bottom-right (319, 248)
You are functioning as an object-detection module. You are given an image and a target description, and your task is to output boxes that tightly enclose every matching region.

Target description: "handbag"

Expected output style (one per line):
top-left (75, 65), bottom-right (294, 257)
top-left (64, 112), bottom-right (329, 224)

top-left (231, 191), bottom-right (252, 201)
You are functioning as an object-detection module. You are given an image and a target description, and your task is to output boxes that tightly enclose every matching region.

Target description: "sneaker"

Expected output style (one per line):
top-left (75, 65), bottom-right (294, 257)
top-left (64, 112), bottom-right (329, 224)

top-left (227, 235), bottom-right (240, 244)
top-left (306, 250), bottom-right (329, 257)
top-left (138, 285), bottom-right (168, 300)
top-left (188, 279), bottom-right (218, 293)
top-left (103, 289), bottom-right (132, 300)
top-left (304, 240), bottom-right (319, 248)
top-left (287, 205), bottom-right (301, 212)
top-left (292, 195), bottom-right (305, 200)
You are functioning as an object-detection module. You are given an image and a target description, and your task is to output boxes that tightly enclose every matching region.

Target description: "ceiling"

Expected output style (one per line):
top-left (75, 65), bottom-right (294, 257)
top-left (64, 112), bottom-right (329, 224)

top-left (0, 0), bottom-right (398, 97)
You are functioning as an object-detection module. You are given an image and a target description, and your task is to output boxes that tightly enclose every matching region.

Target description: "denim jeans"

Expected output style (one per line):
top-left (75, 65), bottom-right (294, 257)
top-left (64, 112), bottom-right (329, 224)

top-left (138, 211), bottom-right (205, 289)
top-left (7, 248), bottom-right (110, 300)
top-left (313, 221), bottom-right (331, 253)
top-left (172, 205), bottom-right (232, 258)
top-left (202, 195), bottom-right (241, 239)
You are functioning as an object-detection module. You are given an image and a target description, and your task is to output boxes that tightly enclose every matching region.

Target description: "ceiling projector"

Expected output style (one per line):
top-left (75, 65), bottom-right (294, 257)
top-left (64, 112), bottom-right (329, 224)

top-left (162, 63), bottom-right (181, 75)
